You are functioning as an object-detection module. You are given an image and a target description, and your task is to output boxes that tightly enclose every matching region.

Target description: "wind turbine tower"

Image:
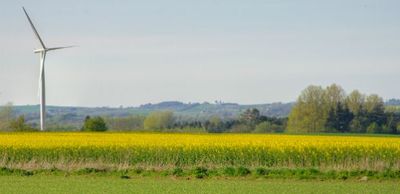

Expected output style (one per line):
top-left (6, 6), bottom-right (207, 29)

top-left (23, 7), bottom-right (74, 131)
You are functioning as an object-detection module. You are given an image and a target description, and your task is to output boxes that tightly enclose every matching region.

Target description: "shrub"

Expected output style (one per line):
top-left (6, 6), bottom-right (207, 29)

top-left (81, 116), bottom-right (108, 132)
top-left (237, 166), bottom-right (251, 176)
top-left (134, 167), bottom-right (143, 174)
top-left (172, 167), bottom-right (184, 177)
top-left (254, 121), bottom-right (281, 133)
top-left (193, 167), bottom-right (208, 179)
top-left (223, 167), bottom-right (236, 176)
top-left (255, 167), bottom-right (268, 176)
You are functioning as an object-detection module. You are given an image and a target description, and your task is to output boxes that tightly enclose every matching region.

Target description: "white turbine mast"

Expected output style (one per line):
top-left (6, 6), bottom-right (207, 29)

top-left (23, 7), bottom-right (74, 131)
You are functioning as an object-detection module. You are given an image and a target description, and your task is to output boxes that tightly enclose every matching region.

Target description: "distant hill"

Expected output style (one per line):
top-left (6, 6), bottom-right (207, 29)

top-left (13, 101), bottom-right (294, 127)
top-left (386, 99), bottom-right (400, 106)
top-left (10, 99), bottom-right (400, 128)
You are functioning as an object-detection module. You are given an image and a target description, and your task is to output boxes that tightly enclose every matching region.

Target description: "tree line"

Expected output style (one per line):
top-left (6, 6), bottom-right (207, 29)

top-left (287, 84), bottom-right (400, 133)
top-left (1, 83), bottom-right (399, 134)
top-left (80, 108), bottom-right (287, 133)
top-left (0, 103), bottom-right (286, 132)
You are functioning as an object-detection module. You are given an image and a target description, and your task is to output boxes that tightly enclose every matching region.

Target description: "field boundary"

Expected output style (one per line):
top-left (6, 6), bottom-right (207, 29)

top-left (1, 166), bottom-right (400, 180)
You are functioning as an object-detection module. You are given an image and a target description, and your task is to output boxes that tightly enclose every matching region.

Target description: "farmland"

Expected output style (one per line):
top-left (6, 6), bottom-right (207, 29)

top-left (1, 176), bottom-right (400, 194)
top-left (0, 132), bottom-right (399, 173)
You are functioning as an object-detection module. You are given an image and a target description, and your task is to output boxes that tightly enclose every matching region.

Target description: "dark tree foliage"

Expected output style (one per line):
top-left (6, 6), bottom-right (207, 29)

top-left (325, 103), bottom-right (354, 132)
top-left (81, 116), bottom-right (108, 132)
top-left (203, 116), bottom-right (225, 133)
top-left (259, 116), bottom-right (287, 126)
top-left (384, 112), bottom-right (400, 133)
top-left (366, 108), bottom-right (386, 127)
top-left (174, 121), bottom-right (203, 129)
top-left (240, 108), bottom-right (260, 126)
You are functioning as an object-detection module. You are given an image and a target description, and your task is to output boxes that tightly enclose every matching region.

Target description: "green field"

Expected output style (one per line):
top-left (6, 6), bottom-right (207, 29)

top-left (0, 176), bottom-right (399, 194)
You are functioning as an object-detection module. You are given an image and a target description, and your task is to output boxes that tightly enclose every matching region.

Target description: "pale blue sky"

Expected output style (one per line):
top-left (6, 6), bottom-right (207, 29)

top-left (0, 0), bottom-right (399, 107)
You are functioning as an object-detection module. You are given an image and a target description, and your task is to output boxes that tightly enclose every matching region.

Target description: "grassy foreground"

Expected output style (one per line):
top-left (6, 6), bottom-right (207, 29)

top-left (0, 175), bottom-right (399, 194)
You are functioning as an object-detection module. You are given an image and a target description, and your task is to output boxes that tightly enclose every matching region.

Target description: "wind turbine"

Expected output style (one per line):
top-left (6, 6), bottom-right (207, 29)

top-left (23, 7), bottom-right (74, 131)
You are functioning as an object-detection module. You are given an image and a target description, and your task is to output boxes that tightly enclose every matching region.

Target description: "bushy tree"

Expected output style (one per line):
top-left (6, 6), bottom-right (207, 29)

top-left (9, 115), bottom-right (35, 131)
top-left (204, 116), bottom-right (224, 133)
top-left (325, 84), bottom-right (346, 112)
top-left (345, 90), bottom-right (365, 116)
top-left (143, 111), bottom-right (174, 130)
top-left (0, 102), bottom-right (13, 131)
top-left (81, 116), bottom-right (108, 131)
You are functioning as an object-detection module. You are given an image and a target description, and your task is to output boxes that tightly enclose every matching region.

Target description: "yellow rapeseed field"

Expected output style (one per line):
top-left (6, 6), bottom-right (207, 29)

top-left (0, 133), bottom-right (399, 170)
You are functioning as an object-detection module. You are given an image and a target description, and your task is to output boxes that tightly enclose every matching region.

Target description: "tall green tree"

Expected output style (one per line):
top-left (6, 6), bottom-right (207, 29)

top-left (287, 85), bottom-right (328, 133)
top-left (325, 84), bottom-right (346, 112)
top-left (364, 94), bottom-right (385, 114)
top-left (364, 94), bottom-right (386, 132)
top-left (346, 90), bottom-right (367, 132)
top-left (345, 90), bottom-right (365, 116)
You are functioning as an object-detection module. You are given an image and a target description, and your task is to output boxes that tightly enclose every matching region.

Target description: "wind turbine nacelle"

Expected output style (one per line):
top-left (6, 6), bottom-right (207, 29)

top-left (34, 46), bottom-right (75, 53)
top-left (34, 49), bottom-right (46, 53)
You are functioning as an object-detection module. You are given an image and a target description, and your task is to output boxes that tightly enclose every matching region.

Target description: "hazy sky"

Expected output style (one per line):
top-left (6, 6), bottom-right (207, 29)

top-left (1, 0), bottom-right (399, 107)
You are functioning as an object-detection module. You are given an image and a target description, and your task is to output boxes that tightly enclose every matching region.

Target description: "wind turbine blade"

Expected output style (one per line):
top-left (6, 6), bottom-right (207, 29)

top-left (22, 7), bottom-right (46, 49)
top-left (46, 45), bottom-right (77, 51)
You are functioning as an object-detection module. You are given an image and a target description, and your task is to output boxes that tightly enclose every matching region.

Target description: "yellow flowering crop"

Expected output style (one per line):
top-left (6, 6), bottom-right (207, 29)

top-left (0, 132), bottom-right (399, 169)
